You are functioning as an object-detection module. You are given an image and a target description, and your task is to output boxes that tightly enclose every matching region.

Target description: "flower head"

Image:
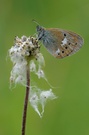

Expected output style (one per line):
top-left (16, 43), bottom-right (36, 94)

top-left (9, 35), bottom-right (57, 117)
top-left (9, 36), bottom-right (41, 85)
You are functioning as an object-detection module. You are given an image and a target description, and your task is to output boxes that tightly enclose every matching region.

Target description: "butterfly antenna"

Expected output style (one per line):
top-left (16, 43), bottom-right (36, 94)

top-left (32, 19), bottom-right (40, 26)
top-left (32, 19), bottom-right (45, 29)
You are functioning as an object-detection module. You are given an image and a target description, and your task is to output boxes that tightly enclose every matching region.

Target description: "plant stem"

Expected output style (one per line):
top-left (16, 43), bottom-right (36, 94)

top-left (22, 63), bottom-right (30, 135)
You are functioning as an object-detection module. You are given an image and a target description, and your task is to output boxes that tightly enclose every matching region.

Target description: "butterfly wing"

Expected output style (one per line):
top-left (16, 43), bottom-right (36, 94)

top-left (42, 28), bottom-right (84, 58)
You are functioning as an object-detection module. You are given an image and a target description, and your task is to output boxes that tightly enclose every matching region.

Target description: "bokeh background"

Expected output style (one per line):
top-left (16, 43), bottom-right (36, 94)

top-left (0, 0), bottom-right (89, 135)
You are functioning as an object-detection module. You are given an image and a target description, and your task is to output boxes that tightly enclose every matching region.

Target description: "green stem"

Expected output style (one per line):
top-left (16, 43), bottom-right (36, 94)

top-left (22, 63), bottom-right (30, 135)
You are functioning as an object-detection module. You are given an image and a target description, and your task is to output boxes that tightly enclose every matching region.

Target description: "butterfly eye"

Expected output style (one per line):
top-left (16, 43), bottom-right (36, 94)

top-left (75, 43), bottom-right (77, 45)
top-left (39, 27), bottom-right (42, 31)
top-left (37, 25), bottom-right (42, 32)
top-left (68, 43), bottom-right (71, 45)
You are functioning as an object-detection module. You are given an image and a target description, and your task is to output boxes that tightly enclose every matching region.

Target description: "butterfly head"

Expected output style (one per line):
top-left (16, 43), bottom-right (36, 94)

top-left (36, 25), bottom-right (45, 40)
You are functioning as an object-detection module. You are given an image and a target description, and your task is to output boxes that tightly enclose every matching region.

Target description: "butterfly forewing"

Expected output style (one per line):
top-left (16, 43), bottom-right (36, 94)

top-left (45, 28), bottom-right (84, 58)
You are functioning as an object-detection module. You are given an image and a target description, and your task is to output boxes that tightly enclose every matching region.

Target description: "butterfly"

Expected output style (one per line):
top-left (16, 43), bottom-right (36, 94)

top-left (35, 24), bottom-right (84, 59)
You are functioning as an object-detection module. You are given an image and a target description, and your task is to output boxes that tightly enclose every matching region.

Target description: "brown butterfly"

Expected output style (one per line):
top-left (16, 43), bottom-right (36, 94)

top-left (35, 24), bottom-right (84, 59)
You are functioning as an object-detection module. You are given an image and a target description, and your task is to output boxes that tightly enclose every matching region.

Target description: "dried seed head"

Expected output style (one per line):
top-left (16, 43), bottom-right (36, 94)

top-left (10, 36), bottom-right (40, 61)
top-left (9, 36), bottom-right (41, 86)
top-left (9, 35), bottom-right (57, 117)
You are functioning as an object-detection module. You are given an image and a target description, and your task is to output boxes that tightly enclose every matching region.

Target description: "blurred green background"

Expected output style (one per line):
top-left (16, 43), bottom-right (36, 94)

top-left (0, 0), bottom-right (89, 135)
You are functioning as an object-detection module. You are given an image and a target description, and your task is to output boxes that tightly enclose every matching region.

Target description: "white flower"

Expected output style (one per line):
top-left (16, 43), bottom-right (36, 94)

top-left (40, 89), bottom-right (57, 115)
top-left (30, 53), bottom-right (46, 80)
top-left (9, 35), bottom-right (57, 117)
top-left (9, 36), bottom-right (41, 86)
top-left (29, 87), bottom-right (57, 117)
top-left (30, 61), bottom-right (36, 73)
top-left (30, 93), bottom-right (41, 117)
top-left (36, 53), bottom-right (45, 67)
top-left (36, 68), bottom-right (45, 79)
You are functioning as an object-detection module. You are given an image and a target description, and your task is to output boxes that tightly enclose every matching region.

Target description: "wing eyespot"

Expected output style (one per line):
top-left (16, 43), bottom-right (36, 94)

top-left (64, 33), bottom-right (66, 37)
top-left (62, 50), bottom-right (64, 53)
top-left (65, 46), bottom-right (68, 49)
